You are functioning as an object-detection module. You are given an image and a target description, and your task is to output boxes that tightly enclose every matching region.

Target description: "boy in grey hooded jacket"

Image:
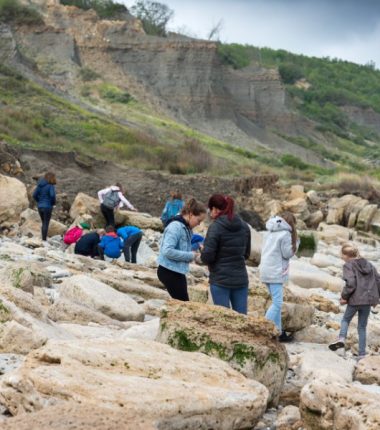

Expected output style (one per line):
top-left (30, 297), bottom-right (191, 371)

top-left (259, 213), bottom-right (297, 340)
top-left (329, 243), bottom-right (380, 359)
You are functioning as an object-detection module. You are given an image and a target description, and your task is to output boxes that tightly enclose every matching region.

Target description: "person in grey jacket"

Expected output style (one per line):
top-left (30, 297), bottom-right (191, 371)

top-left (259, 212), bottom-right (298, 341)
top-left (201, 194), bottom-right (251, 314)
top-left (329, 243), bottom-right (380, 360)
top-left (157, 198), bottom-right (206, 301)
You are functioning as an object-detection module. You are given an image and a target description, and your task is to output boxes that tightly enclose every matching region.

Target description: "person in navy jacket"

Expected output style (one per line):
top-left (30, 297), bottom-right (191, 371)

top-left (32, 172), bottom-right (57, 241)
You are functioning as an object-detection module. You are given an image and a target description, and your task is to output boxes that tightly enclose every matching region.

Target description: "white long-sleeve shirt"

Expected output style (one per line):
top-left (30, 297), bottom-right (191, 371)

top-left (97, 186), bottom-right (135, 210)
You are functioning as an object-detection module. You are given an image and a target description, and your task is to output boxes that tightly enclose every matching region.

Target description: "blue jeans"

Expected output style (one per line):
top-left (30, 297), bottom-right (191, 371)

top-left (265, 283), bottom-right (283, 332)
top-left (339, 304), bottom-right (371, 356)
top-left (210, 285), bottom-right (248, 315)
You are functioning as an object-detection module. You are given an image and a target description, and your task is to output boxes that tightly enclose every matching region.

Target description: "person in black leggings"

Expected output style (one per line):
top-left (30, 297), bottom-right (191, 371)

top-left (157, 198), bottom-right (207, 301)
top-left (32, 172), bottom-right (57, 241)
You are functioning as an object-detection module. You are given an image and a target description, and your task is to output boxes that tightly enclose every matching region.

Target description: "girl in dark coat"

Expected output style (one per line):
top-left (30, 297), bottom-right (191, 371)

top-left (32, 172), bottom-right (56, 241)
top-left (201, 194), bottom-right (251, 314)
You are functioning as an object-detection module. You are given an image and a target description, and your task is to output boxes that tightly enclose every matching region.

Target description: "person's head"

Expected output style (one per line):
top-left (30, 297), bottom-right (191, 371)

top-left (170, 190), bottom-right (182, 200)
top-left (115, 182), bottom-right (123, 193)
top-left (44, 172), bottom-right (56, 185)
top-left (181, 198), bottom-right (207, 228)
top-left (341, 243), bottom-right (360, 262)
top-left (279, 211), bottom-right (298, 253)
top-left (208, 194), bottom-right (234, 221)
top-left (105, 225), bottom-right (115, 234)
top-left (97, 228), bottom-right (105, 237)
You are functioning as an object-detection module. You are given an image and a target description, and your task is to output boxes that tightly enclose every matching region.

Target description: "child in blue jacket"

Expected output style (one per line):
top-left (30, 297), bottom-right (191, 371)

top-left (98, 225), bottom-right (123, 259)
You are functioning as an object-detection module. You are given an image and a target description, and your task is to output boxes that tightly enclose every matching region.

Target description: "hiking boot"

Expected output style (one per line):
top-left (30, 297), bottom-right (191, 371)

top-left (279, 331), bottom-right (294, 343)
top-left (328, 339), bottom-right (345, 351)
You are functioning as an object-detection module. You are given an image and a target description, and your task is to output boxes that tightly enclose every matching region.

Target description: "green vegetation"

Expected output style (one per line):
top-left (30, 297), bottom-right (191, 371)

top-left (60, 0), bottom-right (127, 19)
top-left (0, 0), bottom-right (43, 25)
top-left (79, 67), bottom-right (101, 82)
top-left (130, 0), bottom-right (173, 36)
top-left (297, 233), bottom-right (318, 257)
top-left (217, 43), bottom-right (251, 69)
top-left (99, 83), bottom-right (133, 104)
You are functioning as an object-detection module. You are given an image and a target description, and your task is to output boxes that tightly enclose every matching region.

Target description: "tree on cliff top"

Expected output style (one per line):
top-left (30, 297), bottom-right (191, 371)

top-left (130, 0), bottom-right (173, 37)
top-left (60, 0), bottom-right (127, 19)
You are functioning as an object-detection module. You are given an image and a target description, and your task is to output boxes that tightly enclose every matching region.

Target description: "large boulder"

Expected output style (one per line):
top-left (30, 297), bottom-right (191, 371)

top-left (0, 262), bottom-right (52, 294)
top-left (0, 174), bottom-right (28, 227)
top-left (356, 204), bottom-right (378, 231)
top-left (317, 223), bottom-right (352, 244)
top-left (248, 226), bottom-right (263, 265)
top-left (354, 355), bottom-right (380, 385)
top-left (289, 260), bottom-right (345, 292)
top-left (326, 195), bottom-right (363, 225)
top-left (19, 209), bottom-right (66, 237)
top-left (300, 379), bottom-right (380, 429)
top-left (0, 338), bottom-right (269, 430)
top-left (60, 275), bottom-right (145, 322)
top-left (283, 198), bottom-right (310, 221)
top-left (156, 301), bottom-right (288, 405)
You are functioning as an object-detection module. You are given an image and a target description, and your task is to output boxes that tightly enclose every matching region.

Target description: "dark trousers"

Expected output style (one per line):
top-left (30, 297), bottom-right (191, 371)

top-left (157, 265), bottom-right (189, 301)
top-left (100, 204), bottom-right (115, 227)
top-left (38, 207), bottom-right (52, 241)
top-left (123, 232), bottom-right (143, 263)
top-left (97, 245), bottom-right (105, 260)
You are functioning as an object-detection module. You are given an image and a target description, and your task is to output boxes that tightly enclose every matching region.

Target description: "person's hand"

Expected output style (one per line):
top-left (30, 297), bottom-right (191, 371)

top-left (340, 298), bottom-right (347, 305)
top-left (198, 244), bottom-right (204, 252)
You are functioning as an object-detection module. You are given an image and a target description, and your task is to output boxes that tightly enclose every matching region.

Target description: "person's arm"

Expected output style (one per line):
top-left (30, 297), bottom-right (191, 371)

top-left (118, 192), bottom-right (136, 211)
top-left (97, 187), bottom-right (110, 204)
top-left (32, 187), bottom-right (39, 202)
top-left (341, 264), bottom-right (357, 300)
top-left (200, 223), bottom-right (219, 265)
top-left (161, 224), bottom-right (194, 262)
top-left (50, 185), bottom-right (56, 206)
top-left (98, 237), bottom-right (106, 249)
top-left (280, 233), bottom-right (294, 259)
top-left (161, 202), bottom-right (169, 221)
top-left (375, 268), bottom-right (380, 304)
top-left (244, 225), bottom-right (251, 260)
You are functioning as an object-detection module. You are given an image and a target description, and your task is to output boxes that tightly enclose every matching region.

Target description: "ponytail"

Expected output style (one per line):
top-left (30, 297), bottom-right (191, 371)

top-left (208, 194), bottom-right (235, 221)
top-left (181, 198), bottom-right (206, 216)
top-left (279, 211), bottom-right (298, 253)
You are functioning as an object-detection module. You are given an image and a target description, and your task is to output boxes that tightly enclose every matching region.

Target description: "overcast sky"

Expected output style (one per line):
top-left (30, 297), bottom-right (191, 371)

top-left (121, 0), bottom-right (380, 68)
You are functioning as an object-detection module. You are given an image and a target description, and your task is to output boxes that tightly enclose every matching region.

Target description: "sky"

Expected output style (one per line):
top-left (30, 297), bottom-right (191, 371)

top-left (121, 0), bottom-right (380, 68)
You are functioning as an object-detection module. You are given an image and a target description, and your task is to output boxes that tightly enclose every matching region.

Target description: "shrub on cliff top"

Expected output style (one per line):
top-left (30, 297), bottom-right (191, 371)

top-left (217, 44), bottom-right (251, 69)
top-left (130, 0), bottom-right (174, 36)
top-left (0, 0), bottom-right (43, 25)
top-left (60, 0), bottom-right (127, 19)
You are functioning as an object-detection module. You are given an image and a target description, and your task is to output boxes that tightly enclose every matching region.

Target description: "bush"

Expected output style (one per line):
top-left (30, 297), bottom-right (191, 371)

top-left (99, 84), bottom-right (133, 104)
top-left (130, 0), bottom-right (173, 36)
top-left (278, 63), bottom-right (304, 84)
top-left (217, 43), bottom-right (251, 69)
top-left (79, 67), bottom-right (100, 82)
top-left (280, 154), bottom-right (309, 170)
top-left (0, 0), bottom-right (43, 25)
top-left (168, 139), bottom-right (213, 174)
top-left (60, 0), bottom-right (127, 19)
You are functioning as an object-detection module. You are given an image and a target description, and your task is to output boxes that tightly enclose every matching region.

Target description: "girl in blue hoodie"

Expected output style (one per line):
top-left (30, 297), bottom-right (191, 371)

top-left (32, 172), bottom-right (56, 241)
top-left (259, 212), bottom-right (298, 342)
top-left (98, 225), bottom-right (123, 259)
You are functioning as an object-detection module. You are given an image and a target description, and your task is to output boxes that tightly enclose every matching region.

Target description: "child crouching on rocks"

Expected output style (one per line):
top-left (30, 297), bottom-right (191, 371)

top-left (329, 243), bottom-right (380, 360)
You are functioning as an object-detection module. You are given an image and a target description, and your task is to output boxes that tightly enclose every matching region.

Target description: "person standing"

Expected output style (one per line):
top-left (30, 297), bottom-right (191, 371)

top-left (201, 194), bottom-right (251, 315)
top-left (117, 225), bottom-right (143, 263)
top-left (157, 198), bottom-right (207, 301)
top-left (160, 191), bottom-right (184, 227)
top-left (329, 243), bottom-right (380, 360)
top-left (97, 183), bottom-right (137, 227)
top-left (259, 212), bottom-right (298, 342)
top-left (32, 172), bottom-right (56, 241)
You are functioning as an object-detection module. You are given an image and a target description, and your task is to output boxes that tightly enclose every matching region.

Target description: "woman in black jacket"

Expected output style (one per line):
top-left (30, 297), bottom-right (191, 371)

top-left (201, 194), bottom-right (251, 314)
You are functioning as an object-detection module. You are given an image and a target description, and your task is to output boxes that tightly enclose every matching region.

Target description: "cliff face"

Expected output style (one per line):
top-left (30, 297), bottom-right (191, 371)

top-left (0, 2), bottom-right (328, 165)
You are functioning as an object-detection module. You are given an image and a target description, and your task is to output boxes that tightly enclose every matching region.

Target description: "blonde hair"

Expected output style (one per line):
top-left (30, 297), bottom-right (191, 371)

top-left (341, 243), bottom-right (360, 259)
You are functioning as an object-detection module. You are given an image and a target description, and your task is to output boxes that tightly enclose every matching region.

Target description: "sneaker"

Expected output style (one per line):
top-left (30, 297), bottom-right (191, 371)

top-left (328, 339), bottom-right (345, 351)
top-left (355, 354), bottom-right (366, 362)
top-left (279, 331), bottom-right (294, 343)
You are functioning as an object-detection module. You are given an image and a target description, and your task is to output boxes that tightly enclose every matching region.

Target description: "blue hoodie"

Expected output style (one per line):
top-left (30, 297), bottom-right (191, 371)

top-left (117, 226), bottom-right (142, 240)
top-left (99, 233), bottom-right (123, 258)
top-left (32, 178), bottom-right (56, 209)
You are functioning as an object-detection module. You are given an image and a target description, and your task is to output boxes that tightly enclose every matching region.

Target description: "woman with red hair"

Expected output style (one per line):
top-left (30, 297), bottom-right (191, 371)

top-left (201, 194), bottom-right (251, 314)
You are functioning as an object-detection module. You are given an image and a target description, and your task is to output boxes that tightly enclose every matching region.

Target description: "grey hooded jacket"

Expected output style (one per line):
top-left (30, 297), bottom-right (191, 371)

top-left (259, 216), bottom-right (295, 284)
top-left (342, 258), bottom-right (380, 306)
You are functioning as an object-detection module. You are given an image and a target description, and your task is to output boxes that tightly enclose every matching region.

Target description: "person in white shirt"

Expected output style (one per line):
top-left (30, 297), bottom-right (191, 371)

top-left (97, 182), bottom-right (137, 227)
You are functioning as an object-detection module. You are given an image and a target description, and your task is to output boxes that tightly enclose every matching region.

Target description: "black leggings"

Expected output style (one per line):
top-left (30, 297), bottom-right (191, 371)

top-left (157, 265), bottom-right (189, 301)
top-left (123, 232), bottom-right (143, 263)
top-left (101, 204), bottom-right (115, 227)
top-left (38, 208), bottom-right (52, 241)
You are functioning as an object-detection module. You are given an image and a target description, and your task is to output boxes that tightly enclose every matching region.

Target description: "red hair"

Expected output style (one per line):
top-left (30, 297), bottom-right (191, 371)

top-left (208, 194), bottom-right (235, 221)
